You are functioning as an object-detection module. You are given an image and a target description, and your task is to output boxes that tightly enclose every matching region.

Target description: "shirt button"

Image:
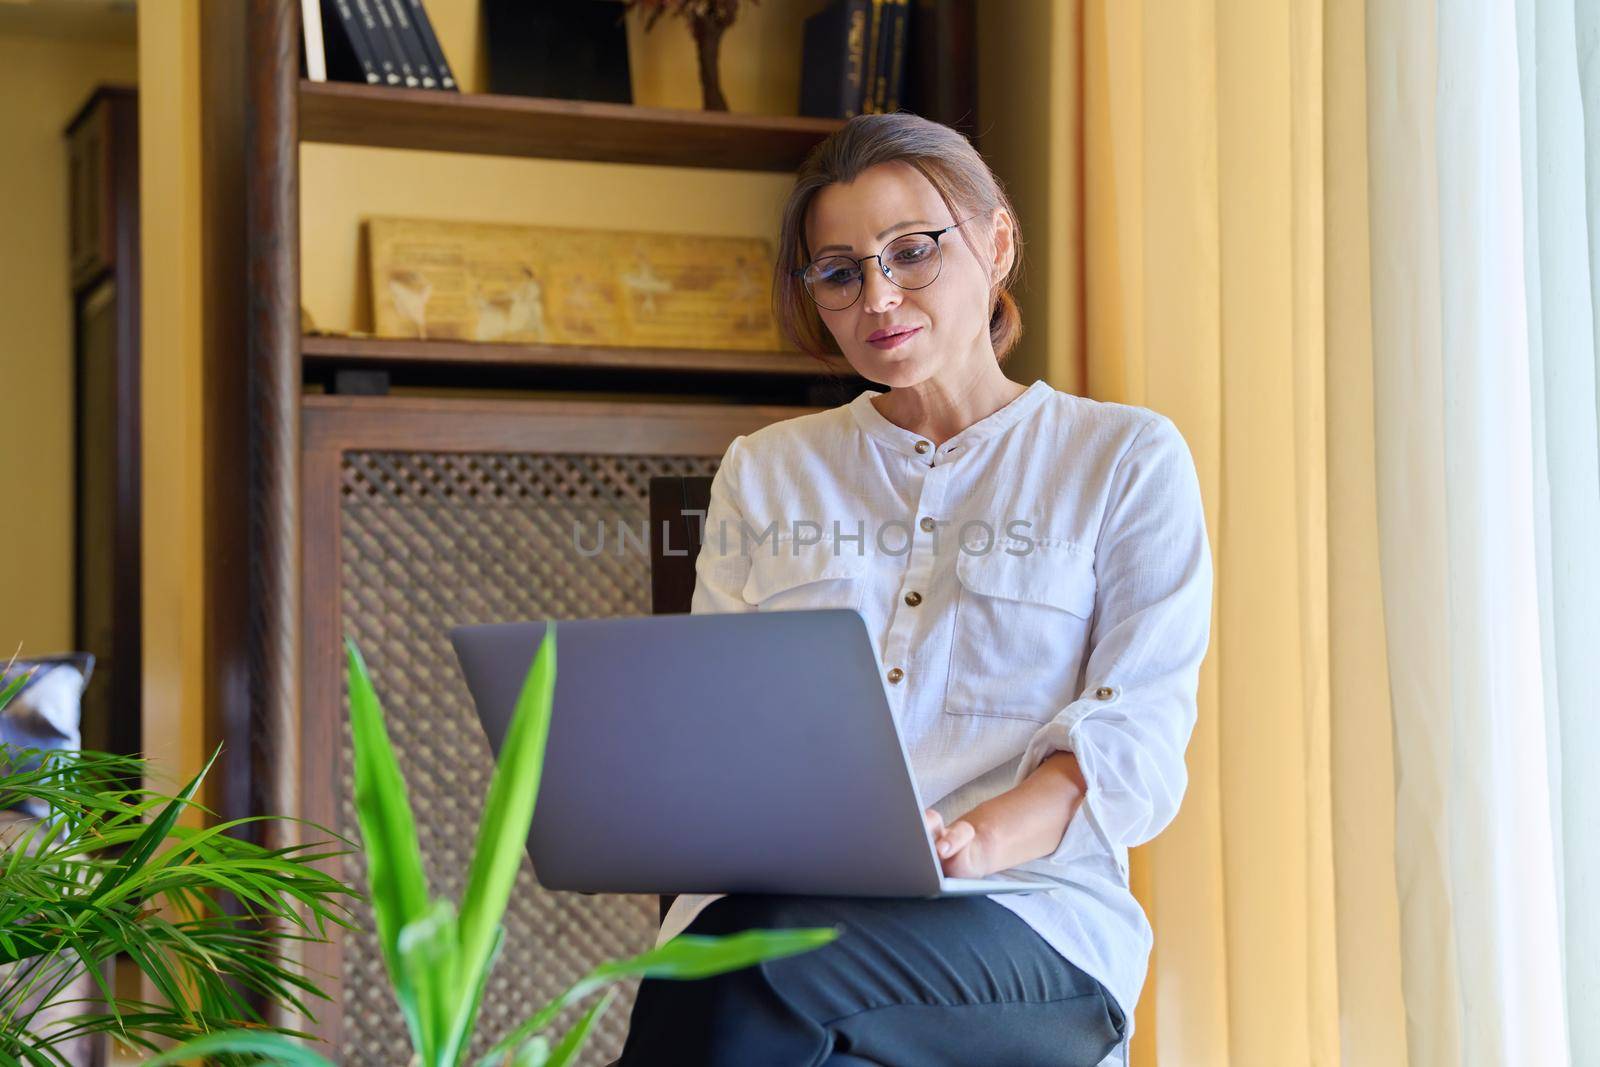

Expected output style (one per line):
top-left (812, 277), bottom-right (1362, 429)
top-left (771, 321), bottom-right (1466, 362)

top-left (904, 591), bottom-right (923, 607)
top-left (919, 516), bottom-right (936, 532)
top-left (1095, 686), bottom-right (1115, 700)
top-left (887, 667), bottom-right (905, 684)
top-left (914, 440), bottom-right (931, 454)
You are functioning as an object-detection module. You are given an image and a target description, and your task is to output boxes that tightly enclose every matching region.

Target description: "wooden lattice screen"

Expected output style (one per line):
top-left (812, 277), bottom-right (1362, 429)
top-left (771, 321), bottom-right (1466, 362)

top-left (296, 395), bottom-right (805, 1061)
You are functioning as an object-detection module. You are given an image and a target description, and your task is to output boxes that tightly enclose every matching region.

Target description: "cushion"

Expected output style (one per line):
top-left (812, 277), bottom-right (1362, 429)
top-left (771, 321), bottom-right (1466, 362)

top-left (1, 653), bottom-right (94, 817)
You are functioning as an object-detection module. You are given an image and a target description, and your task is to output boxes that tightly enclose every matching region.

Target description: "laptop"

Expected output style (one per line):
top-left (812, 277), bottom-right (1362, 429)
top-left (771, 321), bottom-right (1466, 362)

top-left (450, 609), bottom-right (1057, 899)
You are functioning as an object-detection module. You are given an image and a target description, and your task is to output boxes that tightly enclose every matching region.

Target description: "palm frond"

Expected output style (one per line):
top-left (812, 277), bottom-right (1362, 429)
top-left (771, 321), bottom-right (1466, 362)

top-left (0, 741), bottom-right (354, 1059)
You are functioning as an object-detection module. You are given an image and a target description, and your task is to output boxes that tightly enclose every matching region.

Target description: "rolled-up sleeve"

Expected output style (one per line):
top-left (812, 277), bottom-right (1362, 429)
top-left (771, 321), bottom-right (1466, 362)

top-left (689, 434), bottom-right (757, 615)
top-left (1012, 415), bottom-right (1213, 870)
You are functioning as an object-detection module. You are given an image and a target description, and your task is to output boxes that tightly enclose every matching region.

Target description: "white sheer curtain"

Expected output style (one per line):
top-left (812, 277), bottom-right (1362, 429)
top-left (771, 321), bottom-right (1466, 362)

top-left (1364, 2), bottom-right (1600, 1064)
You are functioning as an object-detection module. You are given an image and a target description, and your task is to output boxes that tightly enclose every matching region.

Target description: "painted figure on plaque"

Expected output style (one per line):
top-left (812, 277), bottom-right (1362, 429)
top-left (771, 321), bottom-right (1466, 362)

top-left (621, 250), bottom-right (674, 317)
top-left (387, 270), bottom-right (434, 340)
top-left (472, 268), bottom-right (547, 342)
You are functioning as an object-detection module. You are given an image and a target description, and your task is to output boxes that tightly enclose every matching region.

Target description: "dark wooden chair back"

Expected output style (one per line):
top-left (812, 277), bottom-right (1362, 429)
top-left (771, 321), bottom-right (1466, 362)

top-left (646, 476), bottom-right (714, 924)
top-left (649, 475), bottom-right (713, 614)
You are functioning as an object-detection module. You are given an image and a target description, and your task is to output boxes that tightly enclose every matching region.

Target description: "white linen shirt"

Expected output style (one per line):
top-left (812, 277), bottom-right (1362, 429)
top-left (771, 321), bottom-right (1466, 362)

top-left (655, 378), bottom-right (1213, 1064)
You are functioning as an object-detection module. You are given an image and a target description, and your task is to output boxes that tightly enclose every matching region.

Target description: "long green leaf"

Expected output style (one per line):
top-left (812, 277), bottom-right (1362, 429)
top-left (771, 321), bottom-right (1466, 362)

top-left (478, 926), bottom-right (839, 1063)
top-left (140, 1029), bottom-right (339, 1066)
top-left (507, 1036), bottom-right (548, 1067)
top-left (450, 926), bottom-right (503, 1067)
top-left (397, 899), bottom-right (461, 1064)
top-left (344, 635), bottom-right (432, 1050)
top-left (594, 927), bottom-right (843, 981)
top-left (542, 987), bottom-right (613, 1067)
top-left (0, 670), bottom-right (30, 716)
top-left (84, 747), bottom-right (219, 909)
top-left (444, 623), bottom-right (557, 1062)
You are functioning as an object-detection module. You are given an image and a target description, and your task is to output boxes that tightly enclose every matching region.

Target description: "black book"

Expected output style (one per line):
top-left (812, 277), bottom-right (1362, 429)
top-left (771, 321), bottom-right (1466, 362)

top-left (384, 0), bottom-right (437, 88)
top-left (800, 0), bottom-right (869, 120)
top-left (482, 1), bottom-right (630, 103)
top-left (367, 0), bottom-right (419, 87)
top-left (861, 0), bottom-right (885, 113)
top-left (904, 0), bottom-right (976, 135)
top-left (870, 0), bottom-right (896, 112)
top-left (320, 0), bottom-right (381, 85)
top-left (405, 0), bottom-right (457, 90)
top-left (884, 0), bottom-right (909, 113)
top-left (349, 0), bottom-right (400, 85)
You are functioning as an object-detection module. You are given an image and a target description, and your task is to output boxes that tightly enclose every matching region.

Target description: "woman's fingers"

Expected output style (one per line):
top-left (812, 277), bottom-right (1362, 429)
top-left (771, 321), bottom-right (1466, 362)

top-left (926, 810), bottom-right (988, 877)
top-left (935, 819), bottom-right (976, 858)
top-left (937, 820), bottom-right (988, 878)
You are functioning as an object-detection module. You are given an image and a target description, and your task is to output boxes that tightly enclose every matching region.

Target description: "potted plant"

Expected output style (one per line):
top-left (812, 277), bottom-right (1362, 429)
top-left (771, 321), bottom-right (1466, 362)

top-left (151, 624), bottom-right (837, 1065)
top-left (0, 671), bottom-right (355, 1063)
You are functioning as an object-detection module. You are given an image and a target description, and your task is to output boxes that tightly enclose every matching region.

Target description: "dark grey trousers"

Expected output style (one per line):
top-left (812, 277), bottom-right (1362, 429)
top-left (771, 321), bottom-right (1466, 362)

top-left (615, 893), bottom-right (1126, 1067)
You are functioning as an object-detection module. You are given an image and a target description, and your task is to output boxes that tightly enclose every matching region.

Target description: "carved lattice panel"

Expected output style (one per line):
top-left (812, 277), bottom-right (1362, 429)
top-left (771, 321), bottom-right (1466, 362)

top-left (335, 450), bottom-right (721, 1064)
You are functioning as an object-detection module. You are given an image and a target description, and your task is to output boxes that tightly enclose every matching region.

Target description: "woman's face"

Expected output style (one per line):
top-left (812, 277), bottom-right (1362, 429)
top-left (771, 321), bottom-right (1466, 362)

top-left (803, 160), bottom-right (1010, 389)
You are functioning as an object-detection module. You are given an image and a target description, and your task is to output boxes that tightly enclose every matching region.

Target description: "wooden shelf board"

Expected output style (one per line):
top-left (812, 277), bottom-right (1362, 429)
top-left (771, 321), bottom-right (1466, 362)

top-left (298, 81), bottom-right (844, 170)
top-left (301, 334), bottom-right (855, 379)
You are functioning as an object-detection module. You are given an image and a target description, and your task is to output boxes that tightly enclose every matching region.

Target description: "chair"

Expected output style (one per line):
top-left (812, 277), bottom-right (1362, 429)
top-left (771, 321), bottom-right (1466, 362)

top-left (646, 475), bottom-right (715, 925)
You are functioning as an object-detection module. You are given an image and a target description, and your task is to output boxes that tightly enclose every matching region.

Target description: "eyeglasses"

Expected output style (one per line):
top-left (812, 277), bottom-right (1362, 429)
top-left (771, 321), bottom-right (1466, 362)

top-left (792, 216), bottom-right (977, 311)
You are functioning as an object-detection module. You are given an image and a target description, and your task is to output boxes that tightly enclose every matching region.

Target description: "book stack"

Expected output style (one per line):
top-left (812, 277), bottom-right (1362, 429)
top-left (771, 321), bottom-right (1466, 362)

top-left (303, 0), bottom-right (458, 91)
top-left (800, 0), bottom-right (908, 120)
top-left (481, 1), bottom-right (632, 104)
top-left (800, 0), bottom-right (975, 131)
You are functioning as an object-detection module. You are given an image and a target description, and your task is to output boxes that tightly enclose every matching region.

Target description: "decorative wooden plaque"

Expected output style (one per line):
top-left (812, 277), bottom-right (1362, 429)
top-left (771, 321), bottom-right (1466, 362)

top-left (367, 216), bottom-right (783, 350)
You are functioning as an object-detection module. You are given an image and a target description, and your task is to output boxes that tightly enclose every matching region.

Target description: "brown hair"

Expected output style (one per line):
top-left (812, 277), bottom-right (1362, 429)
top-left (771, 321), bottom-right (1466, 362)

top-left (772, 112), bottom-right (1025, 365)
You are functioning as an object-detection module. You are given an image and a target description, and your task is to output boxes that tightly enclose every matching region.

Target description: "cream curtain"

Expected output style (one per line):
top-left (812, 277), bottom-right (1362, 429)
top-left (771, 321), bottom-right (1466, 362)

top-left (1365, 1), bottom-right (1600, 1064)
top-left (1046, 0), bottom-right (1409, 1062)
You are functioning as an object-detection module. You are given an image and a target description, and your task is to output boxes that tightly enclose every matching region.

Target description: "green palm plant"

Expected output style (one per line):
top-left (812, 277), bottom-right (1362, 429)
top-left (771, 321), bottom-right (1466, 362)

top-left (153, 624), bottom-right (838, 1066)
top-left (0, 672), bottom-right (354, 1065)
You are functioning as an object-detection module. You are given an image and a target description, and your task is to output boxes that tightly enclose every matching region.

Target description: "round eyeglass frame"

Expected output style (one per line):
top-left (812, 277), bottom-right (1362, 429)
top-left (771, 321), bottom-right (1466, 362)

top-left (791, 215), bottom-right (978, 311)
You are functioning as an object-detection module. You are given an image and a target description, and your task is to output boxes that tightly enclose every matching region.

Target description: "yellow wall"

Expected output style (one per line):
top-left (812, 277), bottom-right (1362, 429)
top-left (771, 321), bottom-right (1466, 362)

top-left (975, 1), bottom-right (1078, 394)
top-left (136, 0), bottom-right (206, 782)
top-left (0, 33), bottom-right (136, 658)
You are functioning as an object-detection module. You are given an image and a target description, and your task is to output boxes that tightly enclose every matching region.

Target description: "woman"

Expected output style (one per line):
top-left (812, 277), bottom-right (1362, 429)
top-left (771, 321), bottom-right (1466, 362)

top-left (615, 113), bottom-right (1212, 1067)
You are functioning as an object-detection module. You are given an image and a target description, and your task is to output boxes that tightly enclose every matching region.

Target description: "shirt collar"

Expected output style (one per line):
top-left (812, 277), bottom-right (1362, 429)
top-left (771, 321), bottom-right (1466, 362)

top-left (848, 379), bottom-right (1053, 465)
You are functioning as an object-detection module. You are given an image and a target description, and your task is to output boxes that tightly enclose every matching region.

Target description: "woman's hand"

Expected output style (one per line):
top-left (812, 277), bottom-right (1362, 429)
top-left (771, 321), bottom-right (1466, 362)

top-left (922, 752), bottom-right (1089, 878)
top-left (923, 807), bottom-right (997, 879)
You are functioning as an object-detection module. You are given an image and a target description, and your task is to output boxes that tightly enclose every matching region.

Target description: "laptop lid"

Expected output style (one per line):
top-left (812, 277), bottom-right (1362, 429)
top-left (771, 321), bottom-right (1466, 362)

top-left (450, 610), bottom-right (948, 897)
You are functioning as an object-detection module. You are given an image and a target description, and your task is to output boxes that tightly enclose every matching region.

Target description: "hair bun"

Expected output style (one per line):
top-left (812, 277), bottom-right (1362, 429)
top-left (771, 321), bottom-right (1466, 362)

top-left (990, 289), bottom-right (1022, 361)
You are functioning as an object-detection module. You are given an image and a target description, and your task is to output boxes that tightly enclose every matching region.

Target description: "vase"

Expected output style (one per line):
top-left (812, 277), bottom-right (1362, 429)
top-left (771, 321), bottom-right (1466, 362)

top-left (690, 13), bottom-right (732, 111)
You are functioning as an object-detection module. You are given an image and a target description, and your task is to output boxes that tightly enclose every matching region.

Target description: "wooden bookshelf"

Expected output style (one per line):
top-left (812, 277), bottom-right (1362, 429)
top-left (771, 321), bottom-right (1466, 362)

top-left (299, 80), bottom-right (844, 169)
top-left (301, 334), bottom-right (855, 378)
top-left (229, 7), bottom-right (971, 1049)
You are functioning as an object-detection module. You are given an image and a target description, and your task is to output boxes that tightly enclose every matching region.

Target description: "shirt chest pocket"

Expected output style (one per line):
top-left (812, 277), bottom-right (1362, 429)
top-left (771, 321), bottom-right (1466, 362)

top-left (740, 540), bottom-right (870, 615)
top-left (944, 539), bottom-right (1097, 721)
